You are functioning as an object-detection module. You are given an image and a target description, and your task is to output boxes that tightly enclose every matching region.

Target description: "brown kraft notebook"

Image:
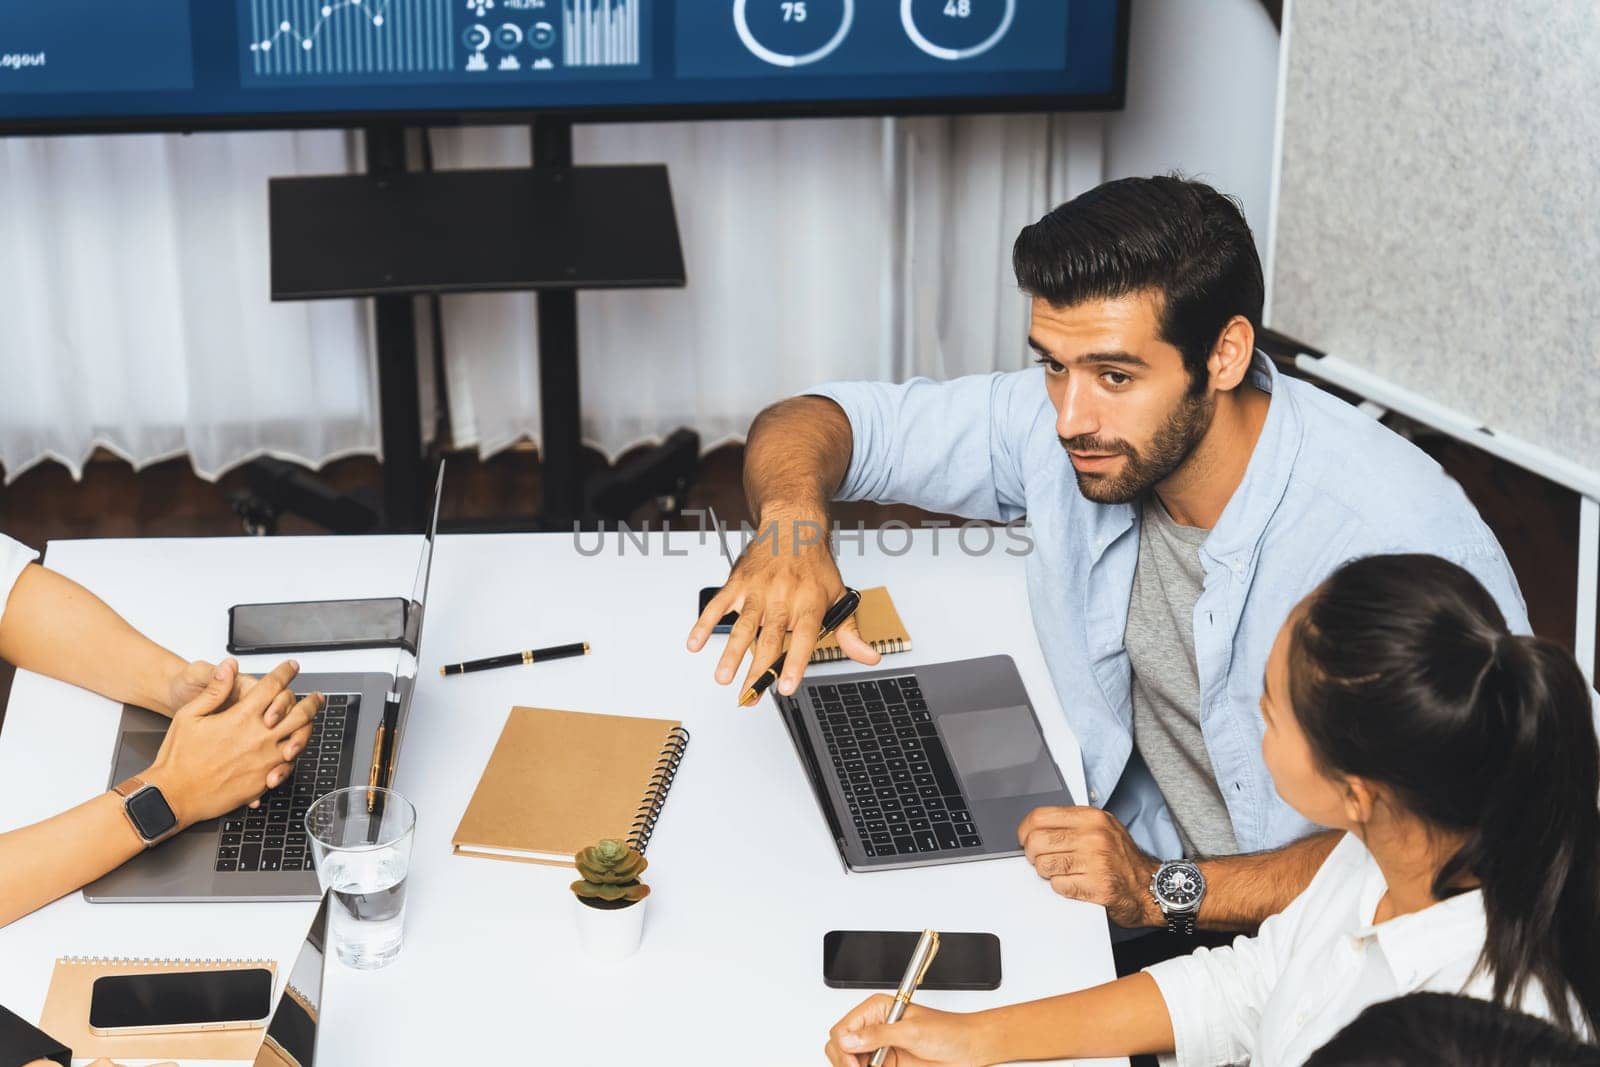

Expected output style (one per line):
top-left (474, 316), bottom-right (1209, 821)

top-left (39, 955), bottom-right (277, 1062)
top-left (451, 706), bottom-right (690, 867)
top-left (807, 586), bottom-right (912, 663)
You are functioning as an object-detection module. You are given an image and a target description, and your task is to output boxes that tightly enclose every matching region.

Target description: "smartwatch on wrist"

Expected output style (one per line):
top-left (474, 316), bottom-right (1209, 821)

top-left (111, 776), bottom-right (180, 848)
top-left (1149, 859), bottom-right (1206, 936)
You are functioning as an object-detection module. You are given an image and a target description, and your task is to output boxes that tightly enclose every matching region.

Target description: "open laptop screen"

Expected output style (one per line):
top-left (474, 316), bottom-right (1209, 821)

top-left (254, 895), bottom-right (329, 1067)
top-left (385, 461), bottom-right (445, 777)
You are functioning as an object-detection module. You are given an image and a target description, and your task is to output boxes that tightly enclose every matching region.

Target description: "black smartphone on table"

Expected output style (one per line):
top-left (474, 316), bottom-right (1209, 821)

top-left (697, 586), bottom-right (739, 634)
top-left (823, 930), bottom-right (1002, 990)
top-left (227, 596), bottom-right (411, 655)
top-left (88, 967), bottom-right (274, 1036)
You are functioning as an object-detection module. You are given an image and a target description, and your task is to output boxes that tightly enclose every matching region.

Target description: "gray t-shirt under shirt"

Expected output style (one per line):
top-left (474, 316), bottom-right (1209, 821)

top-left (1125, 495), bottom-right (1240, 858)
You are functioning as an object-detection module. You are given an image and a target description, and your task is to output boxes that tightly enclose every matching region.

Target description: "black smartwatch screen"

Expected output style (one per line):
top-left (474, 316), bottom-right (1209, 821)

top-left (126, 785), bottom-right (179, 841)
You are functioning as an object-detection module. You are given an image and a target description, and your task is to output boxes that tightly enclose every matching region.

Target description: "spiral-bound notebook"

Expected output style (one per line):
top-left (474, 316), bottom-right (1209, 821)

top-left (40, 955), bottom-right (277, 1062)
top-left (451, 706), bottom-right (690, 867)
top-left (807, 586), bottom-right (912, 663)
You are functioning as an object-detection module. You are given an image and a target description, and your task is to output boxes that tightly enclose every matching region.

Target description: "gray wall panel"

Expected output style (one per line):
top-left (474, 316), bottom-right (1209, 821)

top-left (1271, 0), bottom-right (1600, 466)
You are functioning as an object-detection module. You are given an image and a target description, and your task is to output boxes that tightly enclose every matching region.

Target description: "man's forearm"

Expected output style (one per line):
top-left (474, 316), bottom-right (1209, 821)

top-left (0, 564), bottom-right (184, 716)
top-left (743, 396), bottom-right (853, 521)
top-left (1192, 831), bottom-right (1340, 931)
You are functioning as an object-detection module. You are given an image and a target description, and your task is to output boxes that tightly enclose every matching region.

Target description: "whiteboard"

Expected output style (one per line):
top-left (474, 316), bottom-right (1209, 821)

top-left (1268, 0), bottom-right (1600, 469)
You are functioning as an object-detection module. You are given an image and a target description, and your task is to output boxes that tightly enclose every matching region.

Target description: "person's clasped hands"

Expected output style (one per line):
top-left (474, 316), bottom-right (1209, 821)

top-left (139, 658), bottom-right (323, 828)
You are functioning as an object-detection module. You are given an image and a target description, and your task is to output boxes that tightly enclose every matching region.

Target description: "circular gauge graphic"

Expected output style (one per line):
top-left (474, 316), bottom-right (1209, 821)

top-left (734, 0), bottom-right (855, 68)
top-left (529, 21), bottom-right (556, 50)
top-left (495, 22), bottom-right (524, 50)
top-left (462, 23), bottom-right (491, 52)
top-left (901, 0), bottom-right (1016, 61)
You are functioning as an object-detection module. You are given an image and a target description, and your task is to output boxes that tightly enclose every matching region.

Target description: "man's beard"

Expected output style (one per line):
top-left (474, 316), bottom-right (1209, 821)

top-left (1060, 392), bottom-right (1216, 505)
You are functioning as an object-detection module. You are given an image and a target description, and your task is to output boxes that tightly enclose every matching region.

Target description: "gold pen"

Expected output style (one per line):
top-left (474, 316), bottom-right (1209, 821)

top-left (737, 588), bottom-right (862, 707)
top-left (868, 929), bottom-right (941, 1067)
top-left (366, 725), bottom-right (385, 813)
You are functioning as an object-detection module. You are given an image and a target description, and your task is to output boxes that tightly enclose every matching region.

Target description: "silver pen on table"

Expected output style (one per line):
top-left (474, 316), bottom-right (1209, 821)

top-left (868, 929), bottom-right (941, 1067)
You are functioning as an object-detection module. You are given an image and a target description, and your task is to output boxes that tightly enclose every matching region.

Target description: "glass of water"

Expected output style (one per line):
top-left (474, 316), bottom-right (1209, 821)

top-left (306, 787), bottom-right (416, 970)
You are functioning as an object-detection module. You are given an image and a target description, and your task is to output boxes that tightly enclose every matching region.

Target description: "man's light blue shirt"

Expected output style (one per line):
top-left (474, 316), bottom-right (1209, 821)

top-left (807, 354), bottom-right (1530, 860)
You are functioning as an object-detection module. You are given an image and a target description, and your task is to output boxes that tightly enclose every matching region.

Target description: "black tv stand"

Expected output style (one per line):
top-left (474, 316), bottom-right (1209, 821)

top-left (264, 118), bottom-right (689, 532)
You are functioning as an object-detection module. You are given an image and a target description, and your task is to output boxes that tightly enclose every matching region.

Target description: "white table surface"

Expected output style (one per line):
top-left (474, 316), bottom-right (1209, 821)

top-left (0, 529), bottom-right (1120, 1066)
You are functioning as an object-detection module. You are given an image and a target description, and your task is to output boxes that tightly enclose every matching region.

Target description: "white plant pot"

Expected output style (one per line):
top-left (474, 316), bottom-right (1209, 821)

top-left (573, 895), bottom-right (647, 961)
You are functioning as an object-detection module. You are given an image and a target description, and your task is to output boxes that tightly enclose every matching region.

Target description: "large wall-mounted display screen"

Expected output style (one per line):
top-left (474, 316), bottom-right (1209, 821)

top-left (0, 0), bottom-right (1125, 133)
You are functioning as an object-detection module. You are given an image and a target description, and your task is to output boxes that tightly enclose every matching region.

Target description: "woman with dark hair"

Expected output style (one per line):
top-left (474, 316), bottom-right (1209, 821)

top-left (823, 553), bottom-right (1599, 1066)
top-left (1305, 992), bottom-right (1600, 1067)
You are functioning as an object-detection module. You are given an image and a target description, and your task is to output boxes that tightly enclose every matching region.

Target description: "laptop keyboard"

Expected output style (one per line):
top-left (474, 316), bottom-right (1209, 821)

top-left (808, 675), bottom-right (983, 858)
top-left (215, 693), bottom-right (359, 874)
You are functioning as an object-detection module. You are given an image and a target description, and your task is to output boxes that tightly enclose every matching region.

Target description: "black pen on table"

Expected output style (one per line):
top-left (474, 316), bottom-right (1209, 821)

top-left (440, 641), bottom-right (590, 677)
top-left (737, 588), bottom-right (860, 707)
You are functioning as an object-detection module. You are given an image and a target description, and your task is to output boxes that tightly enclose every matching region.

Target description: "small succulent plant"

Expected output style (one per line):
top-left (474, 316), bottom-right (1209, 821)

top-left (570, 838), bottom-right (651, 905)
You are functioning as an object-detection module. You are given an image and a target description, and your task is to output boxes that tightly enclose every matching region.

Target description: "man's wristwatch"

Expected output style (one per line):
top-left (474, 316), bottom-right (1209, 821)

top-left (1149, 859), bottom-right (1206, 936)
top-left (112, 775), bottom-right (180, 848)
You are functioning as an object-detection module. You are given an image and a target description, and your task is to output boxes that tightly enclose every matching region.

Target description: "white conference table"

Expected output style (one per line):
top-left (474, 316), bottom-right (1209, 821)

top-left (0, 529), bottom-right (1120, 1066)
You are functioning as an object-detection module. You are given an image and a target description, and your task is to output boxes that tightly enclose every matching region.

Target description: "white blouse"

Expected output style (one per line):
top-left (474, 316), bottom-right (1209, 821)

top-left (1145, 832), bottom-right (1561, 1066)
top-left (0, 532), bottom-right (39, 630)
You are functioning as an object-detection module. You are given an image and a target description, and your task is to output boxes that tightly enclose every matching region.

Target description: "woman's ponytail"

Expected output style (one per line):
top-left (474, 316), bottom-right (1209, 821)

top-left (1443, 635), bottom-right (1600, 1034)
top-left (1290, 555), bottom-right (1600, 1035)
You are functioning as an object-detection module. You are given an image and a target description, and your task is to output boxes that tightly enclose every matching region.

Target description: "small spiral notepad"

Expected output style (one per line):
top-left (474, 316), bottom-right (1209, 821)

top-left (806, 586), bottom-right (913, 663)
top-left (451, 706), bottom-right (692, 866)
top-left (41, 955), bottom-right (277, 1061)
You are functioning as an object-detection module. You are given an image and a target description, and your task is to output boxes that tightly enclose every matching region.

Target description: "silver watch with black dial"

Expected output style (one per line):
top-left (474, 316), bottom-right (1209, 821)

top-left (1149, 859), bottom-right (1206, 935)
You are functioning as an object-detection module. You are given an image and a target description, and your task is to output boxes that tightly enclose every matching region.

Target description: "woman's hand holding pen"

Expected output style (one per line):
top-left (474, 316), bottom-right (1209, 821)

top-left (824, 995), bottom-right (991, 1067)
top-left (686, 506), bottom-right (880, 698)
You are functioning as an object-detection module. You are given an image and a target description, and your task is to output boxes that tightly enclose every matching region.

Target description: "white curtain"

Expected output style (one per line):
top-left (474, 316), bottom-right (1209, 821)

top-left (0, 115), bottom-right (1101, 481)
top-left (0, 130), bottom-right (375, 483)
top-left (433, 113), bottom-right (1100, 461)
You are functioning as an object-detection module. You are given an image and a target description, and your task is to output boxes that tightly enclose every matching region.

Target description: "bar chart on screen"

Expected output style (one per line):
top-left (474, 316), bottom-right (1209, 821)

top-left (245, 0), bottom-right (452, 79)
top-left (562, 0), bottom-right (641, 68)
top-left (239, 0), bottom-right (649, 86)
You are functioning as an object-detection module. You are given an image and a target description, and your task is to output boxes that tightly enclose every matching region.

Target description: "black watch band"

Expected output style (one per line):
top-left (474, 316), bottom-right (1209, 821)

top-left (1165, 912), bottom-right (1196, 936)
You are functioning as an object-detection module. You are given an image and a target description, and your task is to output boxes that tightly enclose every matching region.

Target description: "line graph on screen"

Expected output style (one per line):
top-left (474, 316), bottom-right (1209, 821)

top-left (246, 0), bottom-right (451, 77)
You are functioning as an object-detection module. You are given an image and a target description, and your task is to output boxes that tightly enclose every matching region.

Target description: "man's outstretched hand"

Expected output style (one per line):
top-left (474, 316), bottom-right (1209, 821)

top-left (686, 510), bottom-right (879, 698)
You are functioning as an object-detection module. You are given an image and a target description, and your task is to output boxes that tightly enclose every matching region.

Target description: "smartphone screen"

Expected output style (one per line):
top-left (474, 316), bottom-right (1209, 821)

top-left (89, 968), bottom-right (274, 1033)
top-left (229, 597), bottom-right (407, 653)
top-left (823, 930), bottom-right (1002, 990)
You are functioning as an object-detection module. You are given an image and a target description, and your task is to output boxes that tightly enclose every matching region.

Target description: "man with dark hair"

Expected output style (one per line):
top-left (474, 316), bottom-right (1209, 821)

top-left (687, 175), bottom-right (1528, 947)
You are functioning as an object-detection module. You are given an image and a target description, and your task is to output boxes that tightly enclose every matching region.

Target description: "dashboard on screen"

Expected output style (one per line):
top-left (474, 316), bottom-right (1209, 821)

top-left (0, 1), bottom-right (1125, 133)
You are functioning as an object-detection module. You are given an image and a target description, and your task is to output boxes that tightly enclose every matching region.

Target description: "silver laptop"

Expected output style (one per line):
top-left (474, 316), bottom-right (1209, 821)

top-left (775, 655), bottom-right (1074, 871)
top-left (254, 894), bottom-right (331, 1067)
top-left (85, 465), bottom-right (443, 903)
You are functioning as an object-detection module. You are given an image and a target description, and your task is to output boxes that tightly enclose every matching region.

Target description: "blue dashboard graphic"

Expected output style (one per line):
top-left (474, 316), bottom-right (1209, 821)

top-left (245, 0), bottom-right (456, 79)
top-left (238, 0), bottom-right (649, 85)
top-left (0, 0), bottom-right (194, 96)
top-left (0, 1), bottom-right (1121, 130)
top-left (677, 1), bottom-right (1067, 78)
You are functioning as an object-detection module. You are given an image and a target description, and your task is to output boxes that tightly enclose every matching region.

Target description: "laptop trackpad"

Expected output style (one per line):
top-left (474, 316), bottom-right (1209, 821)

top-left (113, 731), bottom-right (168, 782)
top-left (940, 706), bottom-right (1063, 800)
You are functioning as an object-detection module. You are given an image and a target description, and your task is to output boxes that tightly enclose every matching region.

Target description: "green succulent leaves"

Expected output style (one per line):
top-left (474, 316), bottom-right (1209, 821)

top-left (570, 838), bottom-right (651, 903)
